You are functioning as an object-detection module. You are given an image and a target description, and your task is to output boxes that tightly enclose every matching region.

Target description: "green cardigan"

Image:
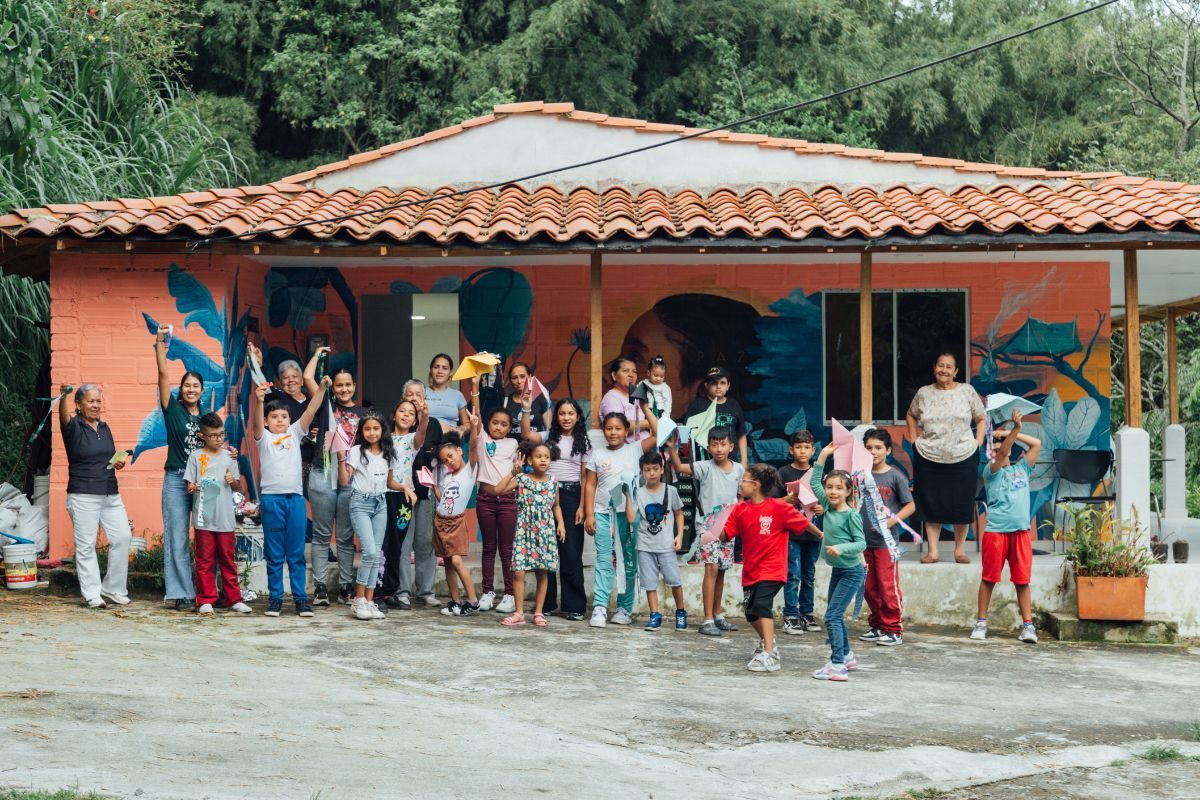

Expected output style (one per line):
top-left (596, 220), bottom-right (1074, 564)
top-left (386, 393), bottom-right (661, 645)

top-left (810, 463), bottom-right (867, 568)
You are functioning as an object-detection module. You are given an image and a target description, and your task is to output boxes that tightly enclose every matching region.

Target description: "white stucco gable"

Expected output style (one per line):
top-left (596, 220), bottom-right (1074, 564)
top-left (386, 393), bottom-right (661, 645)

top-left (300, 107), bottom-right (1061, 195)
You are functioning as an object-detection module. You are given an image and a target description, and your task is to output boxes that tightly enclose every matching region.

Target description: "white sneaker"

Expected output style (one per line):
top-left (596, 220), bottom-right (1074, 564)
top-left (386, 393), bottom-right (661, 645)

top-left (369, 602), bottom-right (386, 620)
top-left (85, 597), bottom-right (107, 609)
top-left (747, 651), bottom-right (772, 672)
top-left (352, 598), bottom-right (374, 620)
top-left (970, 620), bottom-right (988, 640)
top-left (197, 603), bottom-right (214, 616)
top-left (610, 608), bottom-right (633, 625)
top-left (230, 602), bottom-right (253, 614)
top-left (1018, 624), bottom-right (1038, 644)
top-left (589, 607), bottom-right (608, 628)
top-left (495, 594), bottom-right (516, 614)
top-left (419, 595), bottom-right (441, 607)
top-left (478, 591), bottom-right (496, 612)
top-left (100, 591), bottom-right (130, 605)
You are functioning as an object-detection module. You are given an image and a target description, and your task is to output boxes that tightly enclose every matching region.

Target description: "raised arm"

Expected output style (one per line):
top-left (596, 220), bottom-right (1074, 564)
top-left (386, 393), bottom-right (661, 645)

top-left (251, 382), bottom-right (268, 440)
top-left (519, 390), bottom-right (535, 439)
top-left (57, 383), bottom-right (73, 432)
top-left (303, 346), bottom-right (330, 396)
top-left (467, 407), bottom-right (481, 469)
top-left (155, 324), bottom-right (172, 410)
top-left (638, 402), bottom-right (659, 454)
top-left (1018, 431), bottom-right (1042, 467)
top-left (811, 445), bottom-right (835, 508)
top-left (413, 399), bottom-right (429, 451)
top-left (666, 440), bottom-right (692, 476)
top-left (296, 375), bottom-right (330, 432)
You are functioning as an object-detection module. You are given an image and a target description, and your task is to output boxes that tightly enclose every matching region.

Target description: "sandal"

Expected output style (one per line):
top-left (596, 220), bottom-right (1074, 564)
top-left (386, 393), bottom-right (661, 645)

top-left (955, 553), bottom-right (971, 564)
top-left (920, 554), bottom-right (939, 564)
top-left (532, 612), bottom-right (548, 627)
top-left (501, 612), bottom-right (526, 627)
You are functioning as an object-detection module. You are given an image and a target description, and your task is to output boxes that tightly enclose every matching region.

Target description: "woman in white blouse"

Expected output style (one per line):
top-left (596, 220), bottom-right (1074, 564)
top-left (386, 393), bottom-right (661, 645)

top-left (906, 352), bottom-right (986, 564)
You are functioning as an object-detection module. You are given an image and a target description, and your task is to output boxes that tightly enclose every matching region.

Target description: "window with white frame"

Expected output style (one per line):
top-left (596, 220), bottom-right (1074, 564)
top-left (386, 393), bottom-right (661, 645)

top-left (823, 289), bottom-right (969, 424)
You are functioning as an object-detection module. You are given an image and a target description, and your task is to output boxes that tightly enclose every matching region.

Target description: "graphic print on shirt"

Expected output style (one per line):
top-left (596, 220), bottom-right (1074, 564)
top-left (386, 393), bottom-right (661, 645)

top-left (439, 483), bottom-right (461, 516)
top-left (643, 502), bottom-right (665, 535)
top-left (485, 440), bottom-right (497, 456)
top-left (1007, 468), bottom-right (1029, 492)
top-left (758, 515), bottom-right (773, 535)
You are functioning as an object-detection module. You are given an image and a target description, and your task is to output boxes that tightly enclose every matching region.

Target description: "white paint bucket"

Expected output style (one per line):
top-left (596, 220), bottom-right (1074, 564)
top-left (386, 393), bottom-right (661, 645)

top-left (127, 536), bottom-right (147, 562)
top-left (3, 543), bottom-right (37, 590)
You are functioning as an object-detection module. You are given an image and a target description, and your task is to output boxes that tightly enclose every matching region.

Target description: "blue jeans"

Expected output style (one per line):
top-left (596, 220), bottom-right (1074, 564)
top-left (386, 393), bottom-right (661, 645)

top-left (307, 464), bottom-right (355, 588)
top-left (592, 510), bottom-right (636, 613)
top-left (825, 564), bottom-right (866, 665)
top-left (262, 493), bottom-right (308, 602)
top-left (161, 469), bottom-right (195, 600)
top-left (784, 538), bottom-right (821, 617)
top-left (350, 491), bottom-right (387, 589)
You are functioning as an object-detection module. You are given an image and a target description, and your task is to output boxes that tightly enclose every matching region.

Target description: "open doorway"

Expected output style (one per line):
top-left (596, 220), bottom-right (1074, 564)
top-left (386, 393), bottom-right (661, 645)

top-left (361, 294), bottom-right (460, 409)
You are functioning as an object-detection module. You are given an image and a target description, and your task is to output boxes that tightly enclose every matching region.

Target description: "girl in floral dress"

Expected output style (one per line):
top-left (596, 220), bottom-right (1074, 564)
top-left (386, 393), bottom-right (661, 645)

top-left (491, 439), bottom-right (566, 627)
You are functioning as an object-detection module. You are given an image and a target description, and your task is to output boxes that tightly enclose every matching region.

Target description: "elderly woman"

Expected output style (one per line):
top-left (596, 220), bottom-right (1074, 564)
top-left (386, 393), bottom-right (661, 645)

top-left (267, 357), bottom-right (309, 423)
top-left (390, 379), bottom-right (444, 608)
top-left (58, 383), bottom-right (132, 608)
top-left (906, 352), bottom-right (986, 564)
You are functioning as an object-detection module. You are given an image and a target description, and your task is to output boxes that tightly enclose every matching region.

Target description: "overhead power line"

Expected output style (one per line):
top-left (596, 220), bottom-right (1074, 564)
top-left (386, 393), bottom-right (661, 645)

top-left (191, 0), bottom-right (1121, 249)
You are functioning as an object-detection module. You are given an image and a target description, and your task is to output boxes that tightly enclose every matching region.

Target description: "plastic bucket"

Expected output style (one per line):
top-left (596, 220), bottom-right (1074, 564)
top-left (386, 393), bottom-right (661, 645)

top-left (3, 543), bottom-right (37, 590)
top-left (127, 536), bottom-right (147, 562)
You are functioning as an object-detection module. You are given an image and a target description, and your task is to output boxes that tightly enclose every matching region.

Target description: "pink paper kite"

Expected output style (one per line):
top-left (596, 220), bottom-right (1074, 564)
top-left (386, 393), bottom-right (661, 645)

top-left (699, 504), bottom-right (736, 545)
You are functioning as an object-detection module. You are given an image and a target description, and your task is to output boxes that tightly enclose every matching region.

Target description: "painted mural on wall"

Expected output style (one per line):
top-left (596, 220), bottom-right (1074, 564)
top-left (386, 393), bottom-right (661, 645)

top-left (131, 264), bottom-right (255, 492)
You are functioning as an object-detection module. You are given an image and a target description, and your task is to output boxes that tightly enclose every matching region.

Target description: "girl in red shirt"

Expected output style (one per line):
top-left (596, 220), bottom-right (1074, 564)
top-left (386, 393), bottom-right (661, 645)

top-left (721, 464), bottom-right (819, 673)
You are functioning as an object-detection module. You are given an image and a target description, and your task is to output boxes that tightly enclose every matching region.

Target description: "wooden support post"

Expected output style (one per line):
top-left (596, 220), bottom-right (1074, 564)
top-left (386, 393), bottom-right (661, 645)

top-left (1167, 307), bottom-right (1180, 425)
top-left (1124, 250), bottom-right (1142, 428)
top-left (860, 251), bottom-right (873, 423)
top-left (590, 251), bottom-right (603, 427)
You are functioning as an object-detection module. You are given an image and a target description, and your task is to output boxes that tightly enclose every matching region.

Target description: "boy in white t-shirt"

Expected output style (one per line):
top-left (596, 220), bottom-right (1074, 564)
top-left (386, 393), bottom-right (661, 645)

top-left (626, 451), bottom-right (686, 632)
top-left (252, 374), bottom-right (330, 618)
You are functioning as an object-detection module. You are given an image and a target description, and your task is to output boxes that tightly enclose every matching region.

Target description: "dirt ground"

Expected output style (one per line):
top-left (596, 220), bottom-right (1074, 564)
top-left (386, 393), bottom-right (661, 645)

top-left (1, 592), bottom-right (1198, 800)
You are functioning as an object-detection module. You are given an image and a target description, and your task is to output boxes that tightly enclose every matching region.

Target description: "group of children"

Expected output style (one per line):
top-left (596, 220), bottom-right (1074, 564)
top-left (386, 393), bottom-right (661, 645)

top-left (182, 347), bottom-right (1042, 680)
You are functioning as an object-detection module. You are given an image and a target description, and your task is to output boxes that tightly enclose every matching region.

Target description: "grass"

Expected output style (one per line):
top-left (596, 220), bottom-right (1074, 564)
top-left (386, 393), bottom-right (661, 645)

top-left (1188, 720), bottom-right (1200, 742)
top-left (1140, 745), bottom-right (1186, 761)
top-left (0, 790), bottom-right (113, 800)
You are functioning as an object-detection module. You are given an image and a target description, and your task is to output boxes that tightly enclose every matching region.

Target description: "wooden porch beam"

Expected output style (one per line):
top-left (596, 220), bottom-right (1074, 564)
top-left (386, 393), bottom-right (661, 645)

top-left (1124, 250), bottom-right (1142, 428)
top-left (1167, 307), bottom-right (1180, 426)
top-left (590, 251), bottom-right (603, 427)
top-left (860, 251), bottom-right (873, 423)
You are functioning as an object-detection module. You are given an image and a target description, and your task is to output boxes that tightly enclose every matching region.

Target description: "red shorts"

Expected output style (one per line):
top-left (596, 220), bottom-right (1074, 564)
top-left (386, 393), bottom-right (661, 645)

top-left (981, 530), bottom-right (1032, 585)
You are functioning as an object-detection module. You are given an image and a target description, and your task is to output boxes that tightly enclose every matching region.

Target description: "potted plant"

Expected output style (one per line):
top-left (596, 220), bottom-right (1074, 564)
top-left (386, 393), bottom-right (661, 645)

top-left (1173, 539), bottom-right (1190, 564)
top-left (1151, 535), bottom-right (1169, 563)
top-left (1053, 506), bottom-right (1156, 622)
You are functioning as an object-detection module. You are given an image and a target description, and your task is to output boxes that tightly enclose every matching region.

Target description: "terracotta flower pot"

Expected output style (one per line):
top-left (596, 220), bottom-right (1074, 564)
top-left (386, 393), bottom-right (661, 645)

top-left (1173, 541), bottom-right (1189, 564)
top-left (1075, 575), bottom-right (1147, 622)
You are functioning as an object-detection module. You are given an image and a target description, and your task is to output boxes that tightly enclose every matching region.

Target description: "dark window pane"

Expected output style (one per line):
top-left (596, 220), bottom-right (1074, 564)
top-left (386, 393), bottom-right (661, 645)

top-left (823, 293), bottom-right (896, 423)
top-left (872, 293), bottom-right (895, 420)
top-left (896, 291), bottom-right (968, 415)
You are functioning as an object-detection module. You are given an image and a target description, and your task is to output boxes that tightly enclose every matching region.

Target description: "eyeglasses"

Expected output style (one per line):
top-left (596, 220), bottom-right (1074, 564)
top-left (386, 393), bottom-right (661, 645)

top-left (202, 431), bottom-right (227, 440)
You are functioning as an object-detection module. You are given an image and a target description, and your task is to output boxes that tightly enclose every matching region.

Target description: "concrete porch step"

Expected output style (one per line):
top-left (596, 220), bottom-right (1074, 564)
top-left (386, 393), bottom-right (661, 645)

top-left (1041, 610), bottom-right (1179, 644)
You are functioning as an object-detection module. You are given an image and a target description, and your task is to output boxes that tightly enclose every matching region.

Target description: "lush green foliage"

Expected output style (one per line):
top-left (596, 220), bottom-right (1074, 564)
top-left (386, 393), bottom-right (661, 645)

top-left (1052, 505), bottom-right (1157, 578)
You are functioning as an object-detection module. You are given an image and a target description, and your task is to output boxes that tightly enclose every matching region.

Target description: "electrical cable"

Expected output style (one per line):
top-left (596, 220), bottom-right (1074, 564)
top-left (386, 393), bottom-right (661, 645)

top-left (189, 0), bottom-right (1121, 249)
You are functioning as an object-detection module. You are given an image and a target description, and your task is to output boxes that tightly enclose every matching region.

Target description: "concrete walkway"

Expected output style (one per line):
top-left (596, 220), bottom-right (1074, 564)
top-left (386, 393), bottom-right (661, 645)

top-left (1, 593), bottom-right (1198, 799)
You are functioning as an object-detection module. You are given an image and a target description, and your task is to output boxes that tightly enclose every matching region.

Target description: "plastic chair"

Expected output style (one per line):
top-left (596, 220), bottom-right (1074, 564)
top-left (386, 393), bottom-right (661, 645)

top-left (1052, 449), bottom-right (1116, 549)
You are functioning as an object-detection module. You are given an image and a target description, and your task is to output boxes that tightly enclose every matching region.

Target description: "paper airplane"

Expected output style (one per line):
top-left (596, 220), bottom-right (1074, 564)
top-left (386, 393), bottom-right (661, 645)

top-left (985, 392), bottom-right (1043, 425)
top-left (656, 416), bottom-right (678, 448)
top-left (416, 466), bottom-right (436, 489)
top-left (786, 479), bottom-right (819, 507)
top-left (451, 352), bottom-right (500, 381)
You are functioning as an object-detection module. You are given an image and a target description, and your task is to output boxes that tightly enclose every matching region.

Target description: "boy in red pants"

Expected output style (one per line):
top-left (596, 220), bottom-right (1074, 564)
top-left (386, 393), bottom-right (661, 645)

top-left (185, 413), bottom-right (251, 616)
top-left (858, 429), bottom-right (915, 646)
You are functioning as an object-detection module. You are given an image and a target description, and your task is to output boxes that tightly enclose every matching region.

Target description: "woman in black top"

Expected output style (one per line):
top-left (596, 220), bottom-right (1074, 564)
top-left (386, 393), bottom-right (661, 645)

top-left (58, 383), bottom-right (132, 608)
top-left (496, 361), bottom-right (550, 436)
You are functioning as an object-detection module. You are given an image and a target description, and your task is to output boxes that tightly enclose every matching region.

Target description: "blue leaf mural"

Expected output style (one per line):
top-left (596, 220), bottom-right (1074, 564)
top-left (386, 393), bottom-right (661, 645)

top-left (460, 268), bottom-right (533, 356)
top-left (141, 313), bottom-right (225, 385)
top-left (168, 264), bottom-right (226, 342)
top-left (131, 405), bottom-right (166, 460)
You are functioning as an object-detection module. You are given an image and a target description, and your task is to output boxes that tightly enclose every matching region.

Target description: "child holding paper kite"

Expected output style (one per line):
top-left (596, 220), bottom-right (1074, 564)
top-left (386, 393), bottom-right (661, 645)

top-left (858, 429), bottom-right (916, 647)
top-left (584, 404), bottom-right (660, 628)
top-left (972, 409), bottom-right (1042, 644)
top-left (778, 429), bottom-right (822, 635)
top-left (185, 413), bottom-right (249, 616)
top-left (719, 464), bottom-right (814, 672)
top-left (667, 427), bottom-right (744, 637)
top-left (626, 451), bottom-right (687, 631)
top-left (811, 446), bottom-right (868, 681)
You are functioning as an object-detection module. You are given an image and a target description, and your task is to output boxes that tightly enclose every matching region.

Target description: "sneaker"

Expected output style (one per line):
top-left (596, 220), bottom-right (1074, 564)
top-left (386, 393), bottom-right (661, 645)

top-left (231, 602), bottom-right (253, 614)
top-left (747, 651), bottom-right (772, 672)
top-left (478, 591), bottom-right (496, 612)
top-left (265, 599), bottom-right (283, 617)
top-left (611, 608), bottom-right (633, 625)
top-left (674, 609), bottom-right (688, 630)
top-left (419, 595), bottom-right (440, 607)
top-left (174, 598), bottom-right (196, 612)
top-left (338, 584), bottom-right (353, 605)
top-left (645, 612), bottom-right (663, 631)
top-left (859, 627), bottom-right (883, 641)
top-left (460, 602), bottom-right (480, 616)
top-left (589, 607), bottom-right (608, 628)
top-left (369, 602), bottom-right (386, 620)
top-left (714, 616), bottom-right (737, 632)
top-left (197, 603), bottom-right (215, 616)
top-left (296, 600), bottom-right (314, 617)
top-left (440, 601), bottom-right (462, 617)
top-left (495, 594), bottom-right (516, 614)
top-left (86, 597), bottom-right (108, 609)
top-left (100, 591), bottom-right (130, 606)
top-left (876, 632), bottom-right (903, 646)
top-left (385, 594), bottom-right (411, 610)
top-left (801, 614), bottom-right (821, 632)
top-left (1018, 623), bottom-right (1038, 644)
top-left (844, 651), bottom-right (859, 671)
top-left (564, 611), bottom-right (585, 621)
top-left (753, 639), bottom-right (764, 656)
top-left (312, 583), bottom-right (330, 607)
top-left (699, 620), bottom-right (722, 637)
top-left (970, 620), bottom-right (988, 641)
top-left (813, 662), bottom-right (849, 681)
top-left (352, 598), bottom-right (374, 620)
top-left (765, 650), bottom-right (782, 673)
top-left (783, 617), bottom-right (805, 636)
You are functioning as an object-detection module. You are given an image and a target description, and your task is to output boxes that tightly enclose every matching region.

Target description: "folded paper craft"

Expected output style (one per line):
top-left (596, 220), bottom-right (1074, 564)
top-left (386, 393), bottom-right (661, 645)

top-left (656, 416), bottom-right (678, 448)
top-left (676, 425), bottom-right (691, 444)
top-left (247, 351), bottom-right (269, 386)
top-left (699, 504), bottom-right (736, 545)
top-left (985, 392), bottom-right (1043, 425)
top-left (416, 466), bottom-right (436, 489)
top-left (452, 352), bottom-right (500, 381)
top-left (527, 375), bottom-right (551, 406)
top-left (686, 401), bottom-right (718, 452)
top-left (830, 418), bottom-right (855, 472)
top-left (628, 382), bottom-right (650, 404)
top-left (786, 479), bottom-right (819, 507)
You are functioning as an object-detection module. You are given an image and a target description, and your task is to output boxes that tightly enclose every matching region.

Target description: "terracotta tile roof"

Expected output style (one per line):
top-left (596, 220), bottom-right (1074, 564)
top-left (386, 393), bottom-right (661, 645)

top-left (5, 179), bottom-right (1200, 245)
